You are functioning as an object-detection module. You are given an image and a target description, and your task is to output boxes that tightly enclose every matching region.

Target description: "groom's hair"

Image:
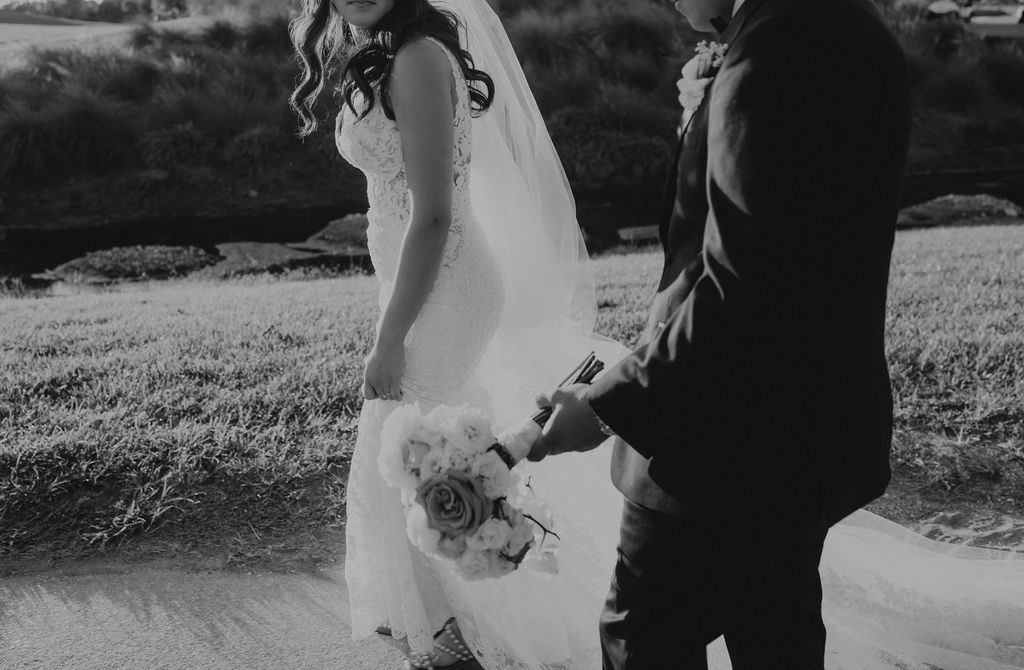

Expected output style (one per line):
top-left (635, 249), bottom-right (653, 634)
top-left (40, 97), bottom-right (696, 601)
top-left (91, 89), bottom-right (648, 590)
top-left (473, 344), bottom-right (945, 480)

top-left (290, 0), bottom-right (495, 136)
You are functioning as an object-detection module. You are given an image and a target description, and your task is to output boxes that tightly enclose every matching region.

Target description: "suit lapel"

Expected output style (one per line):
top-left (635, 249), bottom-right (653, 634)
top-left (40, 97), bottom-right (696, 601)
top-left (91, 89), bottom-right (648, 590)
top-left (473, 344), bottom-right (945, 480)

top-left (658, 1), bottom-right (763, 247)
top-left (718, 0), bottom-right (760, 44)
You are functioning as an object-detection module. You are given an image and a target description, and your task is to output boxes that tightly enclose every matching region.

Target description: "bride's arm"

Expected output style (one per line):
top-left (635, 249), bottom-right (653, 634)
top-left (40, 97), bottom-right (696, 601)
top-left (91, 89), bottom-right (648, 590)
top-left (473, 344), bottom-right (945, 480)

top-left (362, 40), bottom-right (456, 401)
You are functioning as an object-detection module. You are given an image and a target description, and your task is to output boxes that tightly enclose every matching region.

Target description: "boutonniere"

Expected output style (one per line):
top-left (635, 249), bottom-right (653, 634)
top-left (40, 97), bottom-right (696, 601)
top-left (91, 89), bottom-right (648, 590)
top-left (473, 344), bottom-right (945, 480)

top-left (677, 41), bottom-right (729, 123)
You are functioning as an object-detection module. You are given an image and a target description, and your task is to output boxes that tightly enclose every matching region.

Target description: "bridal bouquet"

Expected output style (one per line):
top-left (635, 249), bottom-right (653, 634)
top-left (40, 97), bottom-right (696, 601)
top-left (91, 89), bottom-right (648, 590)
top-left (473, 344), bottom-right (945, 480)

top-left (378, 353), bottom-right (605, 581)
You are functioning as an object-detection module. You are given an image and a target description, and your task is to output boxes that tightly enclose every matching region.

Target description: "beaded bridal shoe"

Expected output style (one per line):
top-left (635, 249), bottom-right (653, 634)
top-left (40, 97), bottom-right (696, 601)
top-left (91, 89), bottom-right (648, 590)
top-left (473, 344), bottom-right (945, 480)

top-left (403, 618), bottom-right (483, 670)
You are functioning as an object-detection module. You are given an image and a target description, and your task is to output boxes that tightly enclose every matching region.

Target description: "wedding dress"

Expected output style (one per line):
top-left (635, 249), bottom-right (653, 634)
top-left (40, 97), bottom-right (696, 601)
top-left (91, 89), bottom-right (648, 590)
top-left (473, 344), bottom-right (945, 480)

top-left (336, 8), bottom-right (1024, 670)
top-left (336, 34), bottom-right (627, 670)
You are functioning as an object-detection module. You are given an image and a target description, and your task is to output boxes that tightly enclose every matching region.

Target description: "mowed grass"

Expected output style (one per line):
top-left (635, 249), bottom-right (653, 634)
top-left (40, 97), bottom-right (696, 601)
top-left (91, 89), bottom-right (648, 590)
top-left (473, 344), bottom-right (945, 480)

top-left (0, 17), bottom-right (128, 55)
top-left (1, 226), bottom-right (1022, 568)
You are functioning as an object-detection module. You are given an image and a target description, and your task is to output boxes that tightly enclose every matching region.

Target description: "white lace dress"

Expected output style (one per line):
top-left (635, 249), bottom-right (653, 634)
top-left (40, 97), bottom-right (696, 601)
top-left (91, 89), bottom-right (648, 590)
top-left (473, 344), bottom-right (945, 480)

top-left (336, 38), bottom-right (1024, 670)
top-left (337, 38), bottom-right (616, 669)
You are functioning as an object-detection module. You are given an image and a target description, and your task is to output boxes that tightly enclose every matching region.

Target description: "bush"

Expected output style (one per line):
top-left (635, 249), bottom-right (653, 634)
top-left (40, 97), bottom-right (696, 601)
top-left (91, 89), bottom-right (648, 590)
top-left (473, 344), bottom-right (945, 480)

top-left (223, 125), bottom-right (291, 171)
top-left (918, 61), bottom-right (988, 112)
top-left (0, 88), bottom-right (137, 186)
top-left (202, 19), bottom-right (241, 50)
top-left (549, 106), bottom-right (672, 195)
top-left (979, 46), bottom-right (1024, 106)
top-left (4, 0), bottom-right (1024, 219)
top-left (242, 15), bottom-right (292, 53)
top-left (139, 122), bottom-right (211, 170)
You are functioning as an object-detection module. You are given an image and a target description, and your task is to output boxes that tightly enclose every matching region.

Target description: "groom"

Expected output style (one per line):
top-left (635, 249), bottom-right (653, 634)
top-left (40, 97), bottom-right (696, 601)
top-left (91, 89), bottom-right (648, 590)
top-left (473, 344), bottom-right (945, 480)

top-left (530, 0), bottom-right (910, 667)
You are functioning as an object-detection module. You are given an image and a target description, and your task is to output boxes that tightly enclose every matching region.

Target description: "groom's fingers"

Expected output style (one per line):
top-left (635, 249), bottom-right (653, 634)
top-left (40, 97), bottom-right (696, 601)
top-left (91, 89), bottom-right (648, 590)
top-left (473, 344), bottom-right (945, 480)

top-left (534, 389), bottom-right (554, 408)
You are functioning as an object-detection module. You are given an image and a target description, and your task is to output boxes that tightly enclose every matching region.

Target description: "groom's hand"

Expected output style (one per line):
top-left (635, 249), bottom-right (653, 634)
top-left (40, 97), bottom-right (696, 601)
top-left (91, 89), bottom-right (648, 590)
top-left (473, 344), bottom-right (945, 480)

top-left (527, 384), bottom-right (609, 462)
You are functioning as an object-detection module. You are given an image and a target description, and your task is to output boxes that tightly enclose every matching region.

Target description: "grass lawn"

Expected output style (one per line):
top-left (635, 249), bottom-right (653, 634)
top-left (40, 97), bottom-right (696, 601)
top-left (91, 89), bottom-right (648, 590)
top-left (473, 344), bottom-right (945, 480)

top-left (1, 225), bottom-right (1023, 574)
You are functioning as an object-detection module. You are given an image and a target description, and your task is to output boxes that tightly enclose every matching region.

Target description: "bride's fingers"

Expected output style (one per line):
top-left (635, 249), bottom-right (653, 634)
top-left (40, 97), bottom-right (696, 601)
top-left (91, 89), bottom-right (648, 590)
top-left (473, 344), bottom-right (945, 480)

top-left (363, 382), bottom-right (377, 400)
top-left (534, 390), bottom-right (553, 408)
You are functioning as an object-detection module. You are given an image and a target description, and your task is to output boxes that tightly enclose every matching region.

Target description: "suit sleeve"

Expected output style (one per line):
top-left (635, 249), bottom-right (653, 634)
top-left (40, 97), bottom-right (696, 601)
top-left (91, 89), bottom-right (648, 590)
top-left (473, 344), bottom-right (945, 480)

top-left (587, 18), bottom-right (858, 458)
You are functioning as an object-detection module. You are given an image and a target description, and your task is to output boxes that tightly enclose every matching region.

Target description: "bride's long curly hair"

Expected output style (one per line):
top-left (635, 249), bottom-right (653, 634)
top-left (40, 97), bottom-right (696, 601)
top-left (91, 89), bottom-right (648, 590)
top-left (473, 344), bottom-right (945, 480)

top-left (290, 0), bottom-right (495, 137)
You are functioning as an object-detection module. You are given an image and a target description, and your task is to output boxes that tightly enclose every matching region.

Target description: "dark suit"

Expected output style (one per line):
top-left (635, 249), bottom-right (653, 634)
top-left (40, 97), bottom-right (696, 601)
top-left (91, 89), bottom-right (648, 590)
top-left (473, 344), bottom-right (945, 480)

top-left (587, 0), bottom-right (911, 667)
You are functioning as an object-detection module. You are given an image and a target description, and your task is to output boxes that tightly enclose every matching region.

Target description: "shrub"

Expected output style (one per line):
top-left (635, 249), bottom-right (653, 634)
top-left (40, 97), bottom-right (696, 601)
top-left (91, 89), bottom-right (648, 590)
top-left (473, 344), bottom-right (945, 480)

top-left (0, 102), bottom-right (57, 186)
top-left (242, 15), bottom-right (292, 54)
top-left (918, 61), bottom-right (988, 112)
top-left (139, 121), bottom-right (211, 170)
top-left (590, 2), bottom-right (680, 63)
top-left (223, 125), bottom-right (290, 171)
top-left (49, 87), bottom-right (138, 170)
top-left (525, 59), bottom-right (601, 114)
top-left (0, 88), bottom-right (137, 186)
top-left (549, 107), bottom-right (672, 196)
top-left (979, 46), bottom-right (1024, 106)
top-left (506, 9), bottom-right (594, 69)
top-left (202, 19), bottom-right (241, 50)
top-left (128, 22), bottom-right (159, 50)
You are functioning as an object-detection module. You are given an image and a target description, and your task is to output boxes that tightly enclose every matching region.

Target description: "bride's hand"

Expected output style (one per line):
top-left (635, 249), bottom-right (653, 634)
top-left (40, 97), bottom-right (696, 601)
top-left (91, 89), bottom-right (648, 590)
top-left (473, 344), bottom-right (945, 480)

top-left (363, 339), bottom-right (406, 401)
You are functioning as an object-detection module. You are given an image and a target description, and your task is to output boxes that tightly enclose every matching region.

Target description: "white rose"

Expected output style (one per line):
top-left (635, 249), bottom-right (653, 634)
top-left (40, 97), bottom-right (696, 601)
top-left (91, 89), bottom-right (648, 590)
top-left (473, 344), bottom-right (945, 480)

top-left (379, 404), bottom-right (443, 490)
top-left (444, 442), bottom-right (475, 473)
top-left (419, 447), bottom-right (449, 482)
top-left (504, 512), bottom-right (535, 557)
top-left (443, 406), bottom-right (495, 455)
top-left (467, 518), bottom-right (514, 552)
top-left (437, 534), bottom-right (468, 560)
top-left (472, 451), bottom-right (512, 499)
top-left (493, 557), bottom-right (517, 578)
top-left (455, 549), bottom-right (500, 581)
top-left (406, 506), bottom-right (442, 558)
top-left (496, 419), bottom-right (542, 464)
top-left (379, 438), bottom-right (420, 491)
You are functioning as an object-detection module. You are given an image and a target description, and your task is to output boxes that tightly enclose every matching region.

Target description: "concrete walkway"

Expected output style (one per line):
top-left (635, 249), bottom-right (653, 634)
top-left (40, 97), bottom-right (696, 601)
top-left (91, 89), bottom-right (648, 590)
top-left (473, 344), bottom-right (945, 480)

top-left (0, 564), bottom-right (404, 670)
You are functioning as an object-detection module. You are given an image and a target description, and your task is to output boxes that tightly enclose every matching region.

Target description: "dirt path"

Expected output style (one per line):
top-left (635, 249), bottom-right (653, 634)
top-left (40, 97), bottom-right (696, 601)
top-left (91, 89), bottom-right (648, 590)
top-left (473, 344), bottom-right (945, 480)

top-left (0, 560), bottom-right (403, 670)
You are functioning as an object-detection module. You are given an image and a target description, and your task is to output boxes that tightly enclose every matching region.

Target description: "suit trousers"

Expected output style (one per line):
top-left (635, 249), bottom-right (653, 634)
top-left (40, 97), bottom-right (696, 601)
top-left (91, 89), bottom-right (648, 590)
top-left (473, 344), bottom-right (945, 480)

top-left (600, 498), bottom-right (828, 670)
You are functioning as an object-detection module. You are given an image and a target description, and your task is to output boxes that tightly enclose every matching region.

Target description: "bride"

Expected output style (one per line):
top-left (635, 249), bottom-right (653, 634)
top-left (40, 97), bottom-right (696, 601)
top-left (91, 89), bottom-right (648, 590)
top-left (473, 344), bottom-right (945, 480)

top-left (289, 0), bottom-right (1024, 669)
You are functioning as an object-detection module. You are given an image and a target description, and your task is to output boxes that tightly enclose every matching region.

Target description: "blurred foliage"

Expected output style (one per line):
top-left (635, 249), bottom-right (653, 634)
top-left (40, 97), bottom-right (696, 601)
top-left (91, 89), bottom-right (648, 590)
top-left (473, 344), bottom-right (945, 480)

top-left (1, 0), bottom-right (1023, 217)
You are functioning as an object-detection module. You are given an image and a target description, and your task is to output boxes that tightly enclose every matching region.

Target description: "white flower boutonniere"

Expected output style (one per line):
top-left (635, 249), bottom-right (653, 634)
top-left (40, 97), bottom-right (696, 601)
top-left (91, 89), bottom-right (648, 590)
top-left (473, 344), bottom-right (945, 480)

top-left (677, 40), bottom-right (730, 128)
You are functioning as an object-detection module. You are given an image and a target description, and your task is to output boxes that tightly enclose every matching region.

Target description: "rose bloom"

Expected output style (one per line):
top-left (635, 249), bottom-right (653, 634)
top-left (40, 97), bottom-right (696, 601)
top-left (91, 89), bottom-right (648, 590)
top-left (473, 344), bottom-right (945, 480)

top-left (379, 404), bottom-right (443, 490)
top-left (443, 442), bottom-right (474, 473)
top-left (467, 518), bottom-right (514, 552)
top-left (472, 451), bottom-right (512, 499)
top-left (443, 406), bottom-right (495, 455)
top-left (438, 534), bottom-right (468, 560)
top-left (455, 549), bottom-right (501, 581)
top-left (505, 511), bottom-right (536, 557)
top-left (419, 447), bottom-right (449, 482)
top-left (416, 470), bottom-right (492, 537)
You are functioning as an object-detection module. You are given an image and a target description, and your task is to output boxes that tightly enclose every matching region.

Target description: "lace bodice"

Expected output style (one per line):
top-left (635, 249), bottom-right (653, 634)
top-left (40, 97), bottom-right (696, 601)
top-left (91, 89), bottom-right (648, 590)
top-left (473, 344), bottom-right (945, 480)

top-left (335, 37), bottom-right (475, 292)
top-left (334, 37), bottom-right (502, 405)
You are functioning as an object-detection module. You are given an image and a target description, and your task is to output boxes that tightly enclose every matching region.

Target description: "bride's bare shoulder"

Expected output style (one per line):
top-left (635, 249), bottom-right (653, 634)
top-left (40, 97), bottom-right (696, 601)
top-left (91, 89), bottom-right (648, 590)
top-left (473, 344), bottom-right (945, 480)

top-left (391, 38), bottom-right (456, 106)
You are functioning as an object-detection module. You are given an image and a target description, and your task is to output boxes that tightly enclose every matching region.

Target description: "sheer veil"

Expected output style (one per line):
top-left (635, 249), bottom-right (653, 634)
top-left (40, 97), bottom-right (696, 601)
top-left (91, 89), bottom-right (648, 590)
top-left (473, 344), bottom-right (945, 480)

top-left (429, 0), bottom-right (626, 424)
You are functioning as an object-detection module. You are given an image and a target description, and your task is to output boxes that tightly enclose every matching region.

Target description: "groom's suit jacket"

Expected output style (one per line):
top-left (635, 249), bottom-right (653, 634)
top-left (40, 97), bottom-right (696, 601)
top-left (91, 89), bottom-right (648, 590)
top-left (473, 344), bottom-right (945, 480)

top-left (588, 0), bottom-right (911, 526)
